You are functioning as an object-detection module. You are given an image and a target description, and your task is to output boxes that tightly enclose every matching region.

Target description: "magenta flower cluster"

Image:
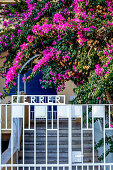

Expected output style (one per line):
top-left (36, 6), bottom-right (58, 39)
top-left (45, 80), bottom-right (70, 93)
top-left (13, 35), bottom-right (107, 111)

top-left (1, 0), bottom-right (113, 95)
top-left (95, 44), bottom-right (113, 77)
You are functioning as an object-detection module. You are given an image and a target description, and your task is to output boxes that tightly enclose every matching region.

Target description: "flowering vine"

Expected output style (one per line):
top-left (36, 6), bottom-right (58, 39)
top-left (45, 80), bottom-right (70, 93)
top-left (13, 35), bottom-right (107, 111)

top-left (0, 0), bottom-right (112, 104)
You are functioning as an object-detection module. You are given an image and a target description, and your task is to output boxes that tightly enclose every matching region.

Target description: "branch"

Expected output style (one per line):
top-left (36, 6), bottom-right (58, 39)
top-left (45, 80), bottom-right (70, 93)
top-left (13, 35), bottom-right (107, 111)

top-left (88, 29), bottom-right (111, 57)
top-left (88, 44), bottom-right (95, 57)
top-left (105, 89), bottom-right (113, 104)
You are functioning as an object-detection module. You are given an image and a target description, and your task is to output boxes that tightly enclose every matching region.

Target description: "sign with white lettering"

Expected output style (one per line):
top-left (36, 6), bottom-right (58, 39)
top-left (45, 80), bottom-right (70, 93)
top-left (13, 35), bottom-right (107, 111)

top-left (12, 95), bottom-right (65, 105)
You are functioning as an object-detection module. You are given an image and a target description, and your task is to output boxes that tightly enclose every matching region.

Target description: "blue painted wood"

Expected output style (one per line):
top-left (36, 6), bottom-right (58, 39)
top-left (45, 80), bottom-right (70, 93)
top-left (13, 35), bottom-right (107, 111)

top-left (8, 74), bottom-right (24, 95)
top-left (8, 69), bottom-right (56, 95)
top-left (26, 70), bottom-right (57, 95)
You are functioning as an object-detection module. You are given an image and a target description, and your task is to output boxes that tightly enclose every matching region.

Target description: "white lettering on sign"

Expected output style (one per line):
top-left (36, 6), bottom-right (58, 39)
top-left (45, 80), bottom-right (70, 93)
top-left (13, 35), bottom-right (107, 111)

top-left (48, 97), bottom-right (53, 104)
top-left (56, 96), bottom-right (60, 103)
top-left (24, 96), bottom-right (28, 103)
top-left (12, 95), bottom-right (65, 104)
top-left (31, 97), bottom-right (36, 103)
top-left (40, 96), bottom-right (44, 103)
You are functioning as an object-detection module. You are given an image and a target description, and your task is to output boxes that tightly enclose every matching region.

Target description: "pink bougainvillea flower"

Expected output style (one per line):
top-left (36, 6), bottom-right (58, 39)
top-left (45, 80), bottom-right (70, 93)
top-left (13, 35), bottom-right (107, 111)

top-left (20, 42), bottom-right (28, 50)
top-left (110, 123), bottom-right (113, 128)
top-left (3, 21), bottom-right (8, 27)
top-left (22, 77), bottom-right (25, 83)
top-left (13, 82), bottom-right (16, 86)
top-left (96, 97), bottom-right (100, 100)
top-left (27, 35), bottom-right (35, 43)
top-left (52, 41), bottom-right (57, 45)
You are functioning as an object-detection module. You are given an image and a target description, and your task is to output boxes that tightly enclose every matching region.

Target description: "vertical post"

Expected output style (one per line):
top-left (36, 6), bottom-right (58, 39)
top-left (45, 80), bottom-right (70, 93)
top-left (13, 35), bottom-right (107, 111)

top-left (0, 105), bottom-right (2, 166)
top-left (24, 74), bottom-right (26, 94)
top-left (17, 74), bottom-right (20, 95)
top-left (68, 105), bottom-right (72, 170)
top-left (29, 105), bottom-right (30, 129)
top-left (109, 105), bottom-right (110, 128)
top-left (81, 106), bottom-right (83, 170)
top-left (23, 105), bottom-right (25, 169)
top-left (46, 106), bottom-right (48, 167)
top-left (87, 105), bottom-right (88, 129)
top-left (57, 105), bottom-right (59, 165)
top-left (52, 105), bottom-right (53, 129)
top-left (104, 113), bottom-right (105, 165)
top-left (34, 104), bottom-right (36, 170)
top-left (11, 110), bottom-right (13, 170)
top-left (6, 105), bottom-right (7, 129)
top-left (92, 115), bottom-right (94, 170)
top-left (18, 118), bottom-right (20, 151)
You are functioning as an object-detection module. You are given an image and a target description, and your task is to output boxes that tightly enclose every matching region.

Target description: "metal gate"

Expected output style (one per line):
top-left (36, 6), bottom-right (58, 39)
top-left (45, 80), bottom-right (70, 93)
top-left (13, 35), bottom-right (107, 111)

top-left (0, 95), bottom-right (113, 170)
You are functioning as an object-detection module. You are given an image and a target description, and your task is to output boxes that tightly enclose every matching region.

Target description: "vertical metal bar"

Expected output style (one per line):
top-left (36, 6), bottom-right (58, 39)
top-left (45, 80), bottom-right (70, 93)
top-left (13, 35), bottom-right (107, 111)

top-left (98, 165), bottom-right (100, 170)
top-left (34, 104), bottom-right (36, 170)
top-left (64, 95), bottom-right (66, 104)
top-left (87, 105), bottom-right (88, 129)
top-left (110, 165), bottom-right (111, 170)
top-left (81, 106), bottom-right (83, 167)
top-left (68, 105), bottom-right (72, 170)
top-left (18, 118), bottom-right (20, 151)
top-left (109, 105), bottom-right (110, 128)
top-left (24, 74), bottom-right (26, 94)
top-left (57, 105), bottom-right (59, 165)
top-left (104, 116), bottom-right (105, 164)
top-left (46, 105), bottom-right (48, 165)
top-left (92, 115), bottom-right (94, 165)
top-left (12, 95), bottom-right (13, 104)
top-left (11, 108), bottom-right (13, 170)
top-left (52, 105), bottom-right (53, 129)
top-left (23, 105), bottom-right (25, 168)
top-left (6, 105), bottom-right (7, 129)
top-left (40, 165), bottom-right (42, 170)
top-left (0, 105), bottom-right (2, 166)
top-left (17, 74), bottom-right (20, 95)
top-left (29, 105), bottom-right (30, 129)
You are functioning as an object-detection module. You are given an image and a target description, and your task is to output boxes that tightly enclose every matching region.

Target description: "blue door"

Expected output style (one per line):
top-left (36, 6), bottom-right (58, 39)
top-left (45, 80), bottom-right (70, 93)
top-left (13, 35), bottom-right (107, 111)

top-left (25, 69), bottom-right (57, 120)
top-left (8, 69), bottom-right (57, 120)
top-left (8, 69), bottom-right (57, 95)
top-left (26, 70), bottom-right (57, 95)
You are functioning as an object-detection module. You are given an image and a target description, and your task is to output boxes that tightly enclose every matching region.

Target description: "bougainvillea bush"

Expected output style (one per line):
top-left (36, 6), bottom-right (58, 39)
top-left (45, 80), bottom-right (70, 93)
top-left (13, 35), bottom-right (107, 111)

top-left (0, 0), bottom-right (113, 103)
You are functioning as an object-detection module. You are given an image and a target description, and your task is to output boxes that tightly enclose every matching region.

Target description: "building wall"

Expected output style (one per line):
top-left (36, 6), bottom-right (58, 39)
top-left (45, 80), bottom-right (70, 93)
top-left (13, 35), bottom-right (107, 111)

top-left (58, 80), bottom-right (75, 96)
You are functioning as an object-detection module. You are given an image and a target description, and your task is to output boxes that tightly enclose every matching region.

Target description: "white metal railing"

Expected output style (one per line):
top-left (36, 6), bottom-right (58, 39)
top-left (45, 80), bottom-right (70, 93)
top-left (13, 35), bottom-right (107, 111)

top-left (0, 96), bottom-right (113, 170)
